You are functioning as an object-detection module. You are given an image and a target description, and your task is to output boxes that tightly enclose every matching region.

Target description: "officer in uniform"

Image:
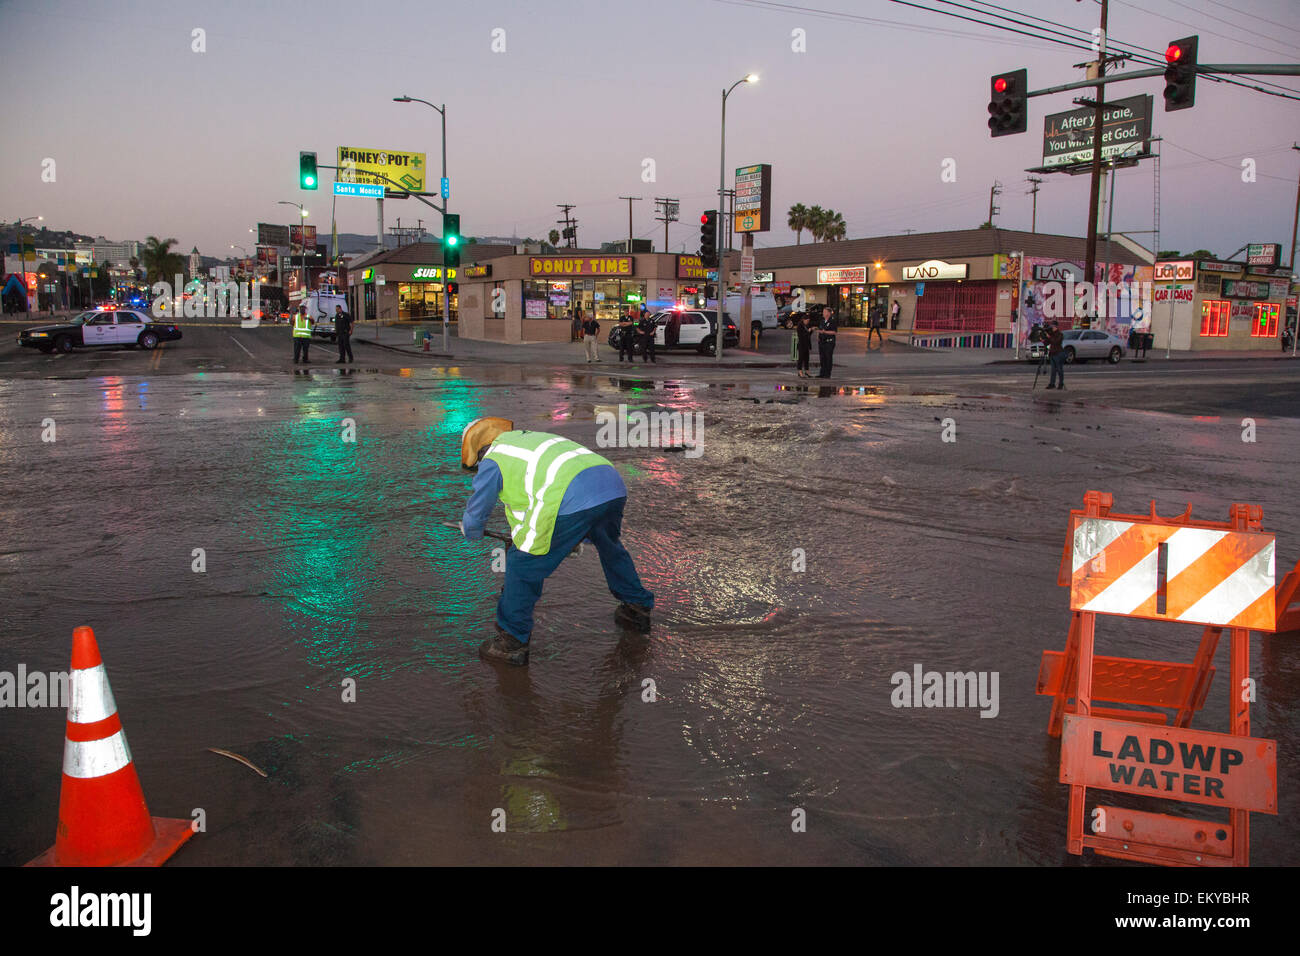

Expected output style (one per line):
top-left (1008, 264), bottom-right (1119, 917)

top-left (459, 417), bottom-right (655, 665)
top-left (637, 311), bottom-right (657, 363)
top-left (292, 305), bottom-right (312, 364)
top-left (816, 305), bottom-right (838, 377)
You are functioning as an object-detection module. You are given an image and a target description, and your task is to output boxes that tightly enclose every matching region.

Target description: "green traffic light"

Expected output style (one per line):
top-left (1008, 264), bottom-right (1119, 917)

top-left (446, 235), bottom-right (459, 246)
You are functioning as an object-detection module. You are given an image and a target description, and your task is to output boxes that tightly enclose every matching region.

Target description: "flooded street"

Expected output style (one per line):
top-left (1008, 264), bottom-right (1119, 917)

top-left (2, 364), bottom-right (1298, 866)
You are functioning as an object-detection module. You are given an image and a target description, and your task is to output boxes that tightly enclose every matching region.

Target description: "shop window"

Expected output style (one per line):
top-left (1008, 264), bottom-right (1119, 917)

top-left (490, 281), bottom-right (505, 316)
top-left (1251, 302), bottom-right (1279, 338)
top-left (1200, 299), bottom-right (1229, 337)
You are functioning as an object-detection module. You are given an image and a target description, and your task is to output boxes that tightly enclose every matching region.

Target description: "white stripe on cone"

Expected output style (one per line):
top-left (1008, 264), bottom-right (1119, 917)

top-left (68, 663), bottom-right (117, 725)
top-left (63, 730), bottom-right (133, 779)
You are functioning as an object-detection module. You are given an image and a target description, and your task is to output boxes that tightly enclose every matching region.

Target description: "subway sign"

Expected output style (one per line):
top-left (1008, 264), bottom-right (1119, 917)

top-left (411, 267), bottom-right (456, 281)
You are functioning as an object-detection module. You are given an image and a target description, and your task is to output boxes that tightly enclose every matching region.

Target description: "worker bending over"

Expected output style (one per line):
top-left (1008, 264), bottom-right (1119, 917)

top-left (460, 417), bottom-right (655, 665)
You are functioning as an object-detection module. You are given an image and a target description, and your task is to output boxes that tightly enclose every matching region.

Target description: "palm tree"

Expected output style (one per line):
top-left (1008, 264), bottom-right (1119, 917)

top-left (548, 229), bottom-right (560, 246)
top-left (821, 210), bottom-right (847, 242)
top-left (141, 236), bottom-right (185, 283)
top-left (787, 204), bottom-right (810, 244)
top-left (806, 206), bottom-right (827, 243)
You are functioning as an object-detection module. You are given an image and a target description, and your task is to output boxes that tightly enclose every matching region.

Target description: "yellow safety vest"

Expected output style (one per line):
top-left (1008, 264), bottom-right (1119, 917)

top-left (292, 313), bottom-right (312, 338)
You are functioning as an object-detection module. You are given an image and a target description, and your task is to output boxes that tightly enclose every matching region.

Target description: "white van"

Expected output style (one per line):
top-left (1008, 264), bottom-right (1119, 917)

top-left (721, 292), bottom-right (779, 334)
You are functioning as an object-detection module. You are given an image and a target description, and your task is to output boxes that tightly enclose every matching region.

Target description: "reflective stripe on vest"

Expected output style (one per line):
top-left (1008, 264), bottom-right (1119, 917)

top-left (485, 432), bottom-right (609, 555)
top-left (293, 315), bottom-right (312, 337)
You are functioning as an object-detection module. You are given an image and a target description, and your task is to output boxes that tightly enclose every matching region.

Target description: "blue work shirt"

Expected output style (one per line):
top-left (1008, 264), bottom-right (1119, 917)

top-left (461, 459), bottom-right (626, 544)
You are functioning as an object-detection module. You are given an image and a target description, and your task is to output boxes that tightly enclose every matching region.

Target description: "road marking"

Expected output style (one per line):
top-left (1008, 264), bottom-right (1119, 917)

top-left (229, 336), bottom-right (255, 358)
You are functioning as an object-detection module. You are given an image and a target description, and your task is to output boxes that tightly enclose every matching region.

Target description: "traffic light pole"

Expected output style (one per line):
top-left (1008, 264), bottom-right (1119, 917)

top-left (717, 86), bottom-right (727, 359)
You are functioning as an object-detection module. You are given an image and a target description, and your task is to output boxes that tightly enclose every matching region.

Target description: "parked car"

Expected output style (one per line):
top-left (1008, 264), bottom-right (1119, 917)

top-left (608, 310), bottom-right (739, 356)
top-left (17, 309), bottom-right (182, 353)
top-left (1060, 328), bottom-right (1125, 364)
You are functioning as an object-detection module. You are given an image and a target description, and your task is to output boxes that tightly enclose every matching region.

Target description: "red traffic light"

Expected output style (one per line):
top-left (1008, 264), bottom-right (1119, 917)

top-left (701, 213), bottom-right (709, 225)
top-left (994, 77), bottom-right (1008, 93)
top-left (1165, 43), bottom-right (1183, 63)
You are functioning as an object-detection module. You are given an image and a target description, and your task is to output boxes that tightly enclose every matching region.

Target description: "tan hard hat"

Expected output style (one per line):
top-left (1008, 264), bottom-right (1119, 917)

top-left (461, 417), bottom-right (514, 468)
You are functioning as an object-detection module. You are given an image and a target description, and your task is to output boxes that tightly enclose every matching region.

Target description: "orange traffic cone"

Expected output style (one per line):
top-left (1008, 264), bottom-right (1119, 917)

top-left (27, 626), bottom-right (194, 867)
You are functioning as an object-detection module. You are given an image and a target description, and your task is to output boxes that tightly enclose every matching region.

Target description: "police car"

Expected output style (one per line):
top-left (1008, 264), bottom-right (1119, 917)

top-left (17, 309), bottom-right (182, 354)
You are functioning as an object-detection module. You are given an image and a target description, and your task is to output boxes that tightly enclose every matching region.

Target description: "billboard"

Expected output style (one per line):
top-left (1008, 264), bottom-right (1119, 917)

top-left (733, 163), bottom-right (771, 233)
top-left (337, 146), bottom-right (427, 192)
top-left (1042, 95), bottom-right (1152, 169)
top-left (257, 223), bottom-right (290, 247)
top-left (289, 225), bottom-right (317, 255)
top-left (1246, 243), bottom-right (1281, 267)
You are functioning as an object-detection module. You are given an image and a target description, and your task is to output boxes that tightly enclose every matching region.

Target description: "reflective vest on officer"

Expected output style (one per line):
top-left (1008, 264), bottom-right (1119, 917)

top-left (293, 313), bottom-right (312, 338)
top-left (484, 431), bottom-right (612, 555)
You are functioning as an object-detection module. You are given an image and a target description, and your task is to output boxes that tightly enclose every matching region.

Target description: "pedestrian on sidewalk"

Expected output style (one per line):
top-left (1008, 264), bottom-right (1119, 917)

top-left (1045, 322), bottom-right (1066, 390)
top-left (816, 306), bottom-right (838, 378)
top-left (794, 312), bottom-right (813, 377)
top-left (292, 305), bottom-right (312, 364)
top-left (334, 305), bottom-right (354, 363)
top-left (866, 306), bottom-right (885, 348)
top-left (568, 310), bottom-right (580, 342)
top-left (617, 310), bottom-right (637, 362)
top-left (890, 299), bottom-right (900, 330)
top-left (582, 312), bottom-right (601, 363)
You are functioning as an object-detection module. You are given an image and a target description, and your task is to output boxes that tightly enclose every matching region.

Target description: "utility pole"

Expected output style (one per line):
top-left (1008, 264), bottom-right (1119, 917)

top-left (1290, 143), bottom-right (1299, 356)
top-left (618, 196), bottom-right (642, 253)
top-left (723, 189), bottom-right (737, 251)
top-left (556, 204), bottom-right (577, 248)
top-left (1025, 177), bottom-right (1043, 232)
top-left (1082, 0), bottom-right (1109, 329)
top-left (988, 181), bottom-right (1003, 226)
top-left (654, 198), bottom-right (679, 252)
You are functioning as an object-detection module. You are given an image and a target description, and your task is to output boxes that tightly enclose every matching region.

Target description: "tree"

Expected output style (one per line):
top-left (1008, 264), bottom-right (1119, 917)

top-left (548, 229), bottom-right (560, 246)
top-left (787, 204), bottom-right (810, 245)
top-left (978, 221), bottom-right (993, 230)
top-left (140, 236), bottom-right (185, 283)
top-left (1188, 249), bottom-right (1214, 259)
top-left (806, 205), bottom-right (827, 242)
top-left (821, 210), bottom-right (846, 242)
top-left (1156, 249), bottom-right (1181, 258)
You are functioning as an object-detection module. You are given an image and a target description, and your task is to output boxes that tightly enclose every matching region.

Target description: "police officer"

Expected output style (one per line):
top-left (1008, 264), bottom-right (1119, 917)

top-left (816, 306), bottom-right (838, 377)
top-left (334, 305), bottom-right (353, 363)
top-left (292, 305), bottom-right (312, 364)
top-left (617, 310), bottom-right (637, 363)
top-left (459, 418), bottom-right (655, 665)
top-left (637, 310), bottom-right (657, 363)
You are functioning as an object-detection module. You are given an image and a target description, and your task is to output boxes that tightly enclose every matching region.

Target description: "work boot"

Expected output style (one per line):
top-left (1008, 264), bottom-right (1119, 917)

top-left (614, 602), bottom-right (652, 633)
top-left (479, 625), bottom-right (529, 666)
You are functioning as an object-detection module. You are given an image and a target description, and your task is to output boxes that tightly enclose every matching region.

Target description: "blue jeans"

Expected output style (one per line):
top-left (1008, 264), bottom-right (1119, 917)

top-left (1048, 353), bottom-right (1065, 387)
top-left (496, 497), bottom-right (654, 643)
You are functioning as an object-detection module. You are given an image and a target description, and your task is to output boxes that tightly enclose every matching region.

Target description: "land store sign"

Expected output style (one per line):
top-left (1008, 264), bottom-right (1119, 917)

top-left (902, 260), bottom-right (968, 281)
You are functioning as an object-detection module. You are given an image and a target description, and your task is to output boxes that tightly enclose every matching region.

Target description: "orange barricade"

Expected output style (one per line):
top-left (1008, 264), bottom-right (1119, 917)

top-left (1037, 490), bottom-right (1280, 867)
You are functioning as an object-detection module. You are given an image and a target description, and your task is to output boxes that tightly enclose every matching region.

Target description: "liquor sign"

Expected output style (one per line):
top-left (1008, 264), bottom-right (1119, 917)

top-left (1154, 261), bottom-right (1194, 282)
top-left (677, 254), bottom-right (709, 280)
top-left (1246, 243), bottom-right (1280, 267)
top-left (337, 146), bottom-right (427, 192)
top-left (1042, 94), bottom-right (1152, 169)
top-left (733, 163), bottom-right (772, 233)
top-left (817, 266), bottom-right (867, 284)
top-left (902, 259), bottom-right (968, 281)
top-left (529, 256), bottom-right (633, 277)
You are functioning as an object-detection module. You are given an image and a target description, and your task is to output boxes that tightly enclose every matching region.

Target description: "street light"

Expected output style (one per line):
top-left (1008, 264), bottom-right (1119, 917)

top-left (277, 201), bottom-right (309, 309)
top-left (716, 73), bottom-right (758, 357)
top-left (395, 94), bottom-right (452, 350)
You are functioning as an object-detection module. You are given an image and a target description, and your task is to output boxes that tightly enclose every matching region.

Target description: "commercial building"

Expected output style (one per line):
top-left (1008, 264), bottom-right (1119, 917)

top-left (1149, 254), bottom-right (1296, 352)
top-left (343, 241), bottom-right (516, 325)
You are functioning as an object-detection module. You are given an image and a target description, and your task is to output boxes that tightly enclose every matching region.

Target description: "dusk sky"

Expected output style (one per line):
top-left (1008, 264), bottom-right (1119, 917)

top-left (2, 0), bottom-right (1298, 260)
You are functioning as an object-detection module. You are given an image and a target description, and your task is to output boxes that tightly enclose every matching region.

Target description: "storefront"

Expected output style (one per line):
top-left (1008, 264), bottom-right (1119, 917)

top-left (1152, 258), bottom-right (1293, 351)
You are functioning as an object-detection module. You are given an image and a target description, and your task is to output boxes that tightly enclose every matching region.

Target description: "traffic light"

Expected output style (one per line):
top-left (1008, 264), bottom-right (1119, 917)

top-left (1163, 35), bottom-right (1198, 111)
top-left (443, 214), bottom-right (461, 268)
top-left (699, 210), bottom-right (718, 267)
top-left (987, 69), bottom-right (1027, 136)
top-left (299, 151), bottom-right (318, 190)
